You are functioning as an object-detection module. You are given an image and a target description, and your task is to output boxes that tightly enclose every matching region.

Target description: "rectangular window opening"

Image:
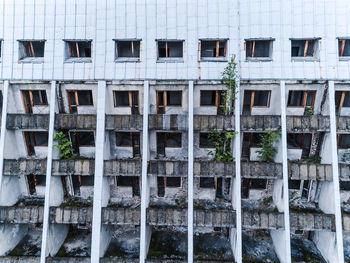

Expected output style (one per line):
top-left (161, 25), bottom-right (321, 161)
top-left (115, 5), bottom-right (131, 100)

top-left (335, 91), bottom-right (350, 114)
top-left (116, 40), bottom-right (141, 59)
top-left (291, 39), bottom-right (318, 58)
top-left (113, 91), bottom-right (139, 114)
top-left (287, 90), bottom-right (316, 111)
top-left (115, 132), bottom-right (141, 157)
top-left (199, 177), bottom-right (215, 189)
top-left (24, 131), bottom-right (48, 156)
top-left (246, 40), bottom-right (272, 58)
top-left (339, 39), bottom-right (350, 57)
top-left (21, 90), bottom-right (48, 113)
top-left (338, 134), bottom-right (350, 149)
top-left (67, 90), bottom-right (93, 113)
top-left (158, 41), bottom-right (183, 59)
top-left (66, 41), bottom-right (92, 59)
top-left (156, 132), bottom-right (182, 156)
top-left (243, 90), bottom-right (271, 114)
top-left (241, 132), bottom-right (263, 158)
top-left (287, 133), bottom-right (312, 157)
top-left (200, 90), bottom-right (225, 115)
top-left (156, 90), bottom-right (182, 113)
top-left (19, 41), bottom-right (45, 59)
top-left (199, 133), bottom-right (216, 148)
top-left (200, 40), bottom-right (227, 59)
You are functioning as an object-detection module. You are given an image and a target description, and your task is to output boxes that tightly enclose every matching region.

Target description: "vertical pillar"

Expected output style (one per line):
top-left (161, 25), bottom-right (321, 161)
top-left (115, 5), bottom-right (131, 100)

top-left (0, 80), bottom-right (8, 195)
top-left (188, 81), bottom-right (194, 263)
top-left (40, 81), bottom-right (57, 263)
top-left (328, 80), bottom-right (345, 263)
top-left (234, 79), bottom-right (242, 263)
top-left (280, 80), bottom-right (292, 263)
top-left (140, 80), bottom-right (150, 262)
top-left (91, 80), bottom-right (107, 262)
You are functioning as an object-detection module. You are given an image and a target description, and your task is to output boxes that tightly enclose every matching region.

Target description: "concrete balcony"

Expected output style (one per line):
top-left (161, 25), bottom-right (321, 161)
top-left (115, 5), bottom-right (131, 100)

top-left (106, 115), bottom-right (143, 131)
top-left (6, 114), bottom-right (50, 130)
top-left (286, 115), bottom-right (330, 132)
top-left (288, 161), bottom-right (333, 181)
top-left (0, 206), bottom-right (44, 224)
top-left (241, 115), bottom-right (280, 131)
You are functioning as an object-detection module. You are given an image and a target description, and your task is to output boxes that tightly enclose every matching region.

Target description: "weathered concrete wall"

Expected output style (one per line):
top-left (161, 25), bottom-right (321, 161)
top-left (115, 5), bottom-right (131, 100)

top-left (288, 162), bottom-right (333, 181)
top-left (0, 206), bottom-right (44, 223)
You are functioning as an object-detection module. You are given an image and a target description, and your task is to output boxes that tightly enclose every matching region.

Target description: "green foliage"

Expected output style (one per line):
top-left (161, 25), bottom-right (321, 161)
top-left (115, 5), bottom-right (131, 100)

top-left (208, 130), bottom-right (237, 162)
top-left (257, 129), bottom-right (281, 162)
top-left (54, 131), bottom-right (76, 160)
top-left (305, 107), bottom-right (314, 116)
top-left (305, 155), bottom-right (322, 163)
top-left (221, 56), bottom-right (238, 114)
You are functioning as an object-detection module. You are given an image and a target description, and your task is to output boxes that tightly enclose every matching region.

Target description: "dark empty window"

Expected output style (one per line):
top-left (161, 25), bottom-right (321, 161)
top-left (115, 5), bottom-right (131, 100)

top-left (113, 91), bottom-right (139, 114)
top-left (66, 41), bottom-right (91, 58)
top-left (338, 134), bottom-right (350, 149)
top-left (250, 179), bottom-right (267, 189)
top-left (287, 133), bottom-right (312, 157)
top-left (200, 90), bottom-right (225, 114)
top-left (19, 41), bottom-right (45, 59)
top-left (77, 91), bottom-right (93, 105)
top-left (287, 90), bottom-right (315, 108)
top-left (339, 39), bottom-right (350, 57)
top-left (200, 40), bottom-right (227, 58)
top-left (24, 131), bottom-right (48, 156)
top-left (200, 177), bottom-right (215, 188)
top-left (199, 133), bottom-right (215, 148)
top-left (241, 178), bottom-right (267, 198)
top-left (246, 40), bottom-right (272, 58)
top-left (21, 90), bottom-right (48, 113)
top-left (156, 91), bottom-right (182, 113)
top-left (242, 133), bottom-right (263, 158)
top-left (116, 40), bottom-right (140, 59)
top-left (335, 91), bottom-right (350, 114)
top-left (166, 91), bottom-right (182, 106)
top-left (166, 133), bottom-right (182, 147)
top-left (117, 176), bottom-right (140, 196)
top-left (115, 131), bottom-right (141, 156)
top-left (291, 39), bottom-right (318, 58)
top-left (289, 180), bottom-right (301, 190)
top-left (242, 90), bottom-right (271, 114)
top-left (26, 174), bottom-right (46, 195)
top-left (166, 177), bottom-right (181, 187)
top-left (70, 132), bottom-right (95, 154)
top-left (158, 41), bottom-right (183, 58)
top-left (340, 181), bottom-right (350, 191)
top-left (80, 176), bottom-right (94, 186)
top-left (156, 132), bottom-right (182, 156)
top-left (117, 176), bottom-right (133, 186)
top-left (67, 90), bottom-right (93, 113)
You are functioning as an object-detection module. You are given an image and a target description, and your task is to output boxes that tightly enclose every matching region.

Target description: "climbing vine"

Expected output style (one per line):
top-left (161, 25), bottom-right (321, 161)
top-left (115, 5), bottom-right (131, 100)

top-left (208, 130), bottom-right (237, 162)
top-left (257, 129), bottom-right (281, 162)
top-left (54, 131), bottom-right (76, 160)
top-left (221, 55), bottom-right (238, 114)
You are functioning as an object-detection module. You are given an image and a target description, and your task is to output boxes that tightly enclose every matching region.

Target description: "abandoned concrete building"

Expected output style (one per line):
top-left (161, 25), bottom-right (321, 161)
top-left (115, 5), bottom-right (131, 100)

top-left (0, 0), bottom-right (350, 263)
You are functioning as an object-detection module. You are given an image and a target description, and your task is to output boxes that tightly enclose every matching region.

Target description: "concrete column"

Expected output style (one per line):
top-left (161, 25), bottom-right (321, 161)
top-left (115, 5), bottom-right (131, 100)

top-left (328, 80), bottom-right (344, 263)
top-left (0, 80), bottom-right (9, 197)
top-left (234, 79), bottom-right (242, 263)
top-left (140, 80), bottom-right (150, 262)
top-left (188, 81), bottom-right (194, 263)
top-left (40, 80), bottom-right (57, 263)
top-left (279, 80), bottom-right (292, 263)
top-left (91, 80), bottom-right (107, 262)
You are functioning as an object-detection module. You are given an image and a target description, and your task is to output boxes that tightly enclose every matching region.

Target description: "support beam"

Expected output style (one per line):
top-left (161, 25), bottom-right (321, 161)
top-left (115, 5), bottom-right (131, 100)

top-left (40, 81), bottom-right (57, 263)
top-left (280, 80), bottom-right (292, 263)
top-left (0, 80), bottom-right (8, 197)
top-left (91, 81), bottom-right (107, 262)
top-left (140, 80), bottom-right (150, 262)
top-left (234, 79), bottom-right (242, 263)
top-left (328, 80), bottom-right (345, 263)
top-left (188, 81), bottom-right (194, 263)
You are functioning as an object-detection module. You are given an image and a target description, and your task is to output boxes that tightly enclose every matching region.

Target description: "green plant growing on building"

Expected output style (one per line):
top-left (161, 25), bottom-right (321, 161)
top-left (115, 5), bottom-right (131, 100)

top-left (221, 55), bottom-right (238, 114)
top-left (54, 131), bottom-right (76, 160)
top-left (257, 129), bottom-right (281, 162)
top-left (208, 130), bottom-right (237, 162)
top-left (305, 155), bottom-right (322, 163)
top-left (305, 107), bottom-right (314, 116)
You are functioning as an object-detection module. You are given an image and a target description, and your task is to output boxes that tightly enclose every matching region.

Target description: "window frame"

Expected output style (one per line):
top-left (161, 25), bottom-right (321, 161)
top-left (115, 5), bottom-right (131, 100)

top-left (64, 40), bottom-right (92, 62)
top-left (18, 40), bottom-right (46, 62)
top-left (335, 90), bottom-right (350, 114)
top-left (156, 39), bottom-right (184, 62)
top-left (156, 90), bottom-right (182, 113)
top-left (24, 131), bottom-right (49, 156)
top-left (69, 131), bottom-right (95, 148)
top-left (290, 38), bottom-right (320, 61)
top-left (245, 38), bottom-right (274, 61)
top-left (67, 90), bottom-right (94, 113)
top-left (287, 133), bottom-right (312, 157)
top-left (115, 131), bottom-right (141, 157)
top-left (338, 134), bottom-right (350, 149)
top-left (287, 90), bottom-right (316, 109)
top-left (156, 132), bottom-right (182, 151)
top-left (199, 39), bottom-right (228, 61)
top-left (113, 90), bottom-right (139, 113)
top-left (114, 39), bottom-right (142, 62)
top-left (338, 38), bottom-right (350, 60)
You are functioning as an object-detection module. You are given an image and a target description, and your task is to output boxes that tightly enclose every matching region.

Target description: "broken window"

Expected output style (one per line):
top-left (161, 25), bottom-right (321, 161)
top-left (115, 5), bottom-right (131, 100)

top-left (291, 39), bottom-right (318, 58)
top-left (199, 177), bottom-right (231, 198)
top-left (338, 39), bottom-right (350, 57)
top-left (301, 180), bottom-right (312, 200)
top-left (157, 176), bottom-right (181, 197)
top-left (246, 40), bottom-right (272, 58)
top-left (288, 180), bottom-right (301, 190)
top-left (69, 131), bottom-right (95, 154)
top-left (199, 133), bottom-right (215, 148)
top-left (65, 41), bottom-right (92, 59)
top-left (287, 90), bottom-right (316, 111)
top-left (241, 179), bottom-right (267, 199)
top-left (115, 132), bottom-right (141, 157)
top-left (200, 90), bottom-right (225, 115)
top-left (67, 90), bottom-right (93, 113)
top-left (156, 132), bottom-right (182, 156)
top-left (71, 175), bottom-right (94, 196)
top-left (24, 131), bottom-right (48, 156)
top-left (156, 90), bottom-right (182, 113)
top-left (287, 133), bottom-right (312, 157)
top-left (200, 40), bottom-right (227, 59)
top-left (21, 90), bottom-right (48, 113)
top-left (26, 174), bottom-right (46, 195)
top-left (113, 91), bottom-right (139, 114)
top-left (335, 91), bottom-right (350, 114)
top-left (115, 40), bottom-right (140, 59)
top-left (241, 133), bottom-right (263, 158)
top-left (340, 181), bottom-right (350, 191)
top-left (338, 134), bottom-right (350, 149)
top-left (157, 40), bottom-right (183, 59)
top-left (242, 90), bottom-right (271, 114)
top-left (19, 41), bottom-right (45, 59)
top-left (117, 176), bottom-right (140, 196)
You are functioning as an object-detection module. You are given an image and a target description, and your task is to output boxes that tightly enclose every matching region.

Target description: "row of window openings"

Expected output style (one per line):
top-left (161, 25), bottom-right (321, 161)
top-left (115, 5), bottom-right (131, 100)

top-left (4, 39), bottom-right (350, 62)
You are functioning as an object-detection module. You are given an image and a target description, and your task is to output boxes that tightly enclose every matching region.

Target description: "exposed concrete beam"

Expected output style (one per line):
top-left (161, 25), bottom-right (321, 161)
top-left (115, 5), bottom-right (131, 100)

top-left (188, 81), bottom-right (194, 263)
top-left (234, 79), bottom-right (242, 263)
top-left (140, 80), bottom-right (150, 262)
top-left (40, 81), bottom-right (57, 263)
top-left (280, 80), bottom-right (292, 263)
top-left (91, 81), bottom-right (107, 262)
top-left (0, 80), bottom-right (8, 198)
top-left (328, 80), bottom-right (345, 263)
